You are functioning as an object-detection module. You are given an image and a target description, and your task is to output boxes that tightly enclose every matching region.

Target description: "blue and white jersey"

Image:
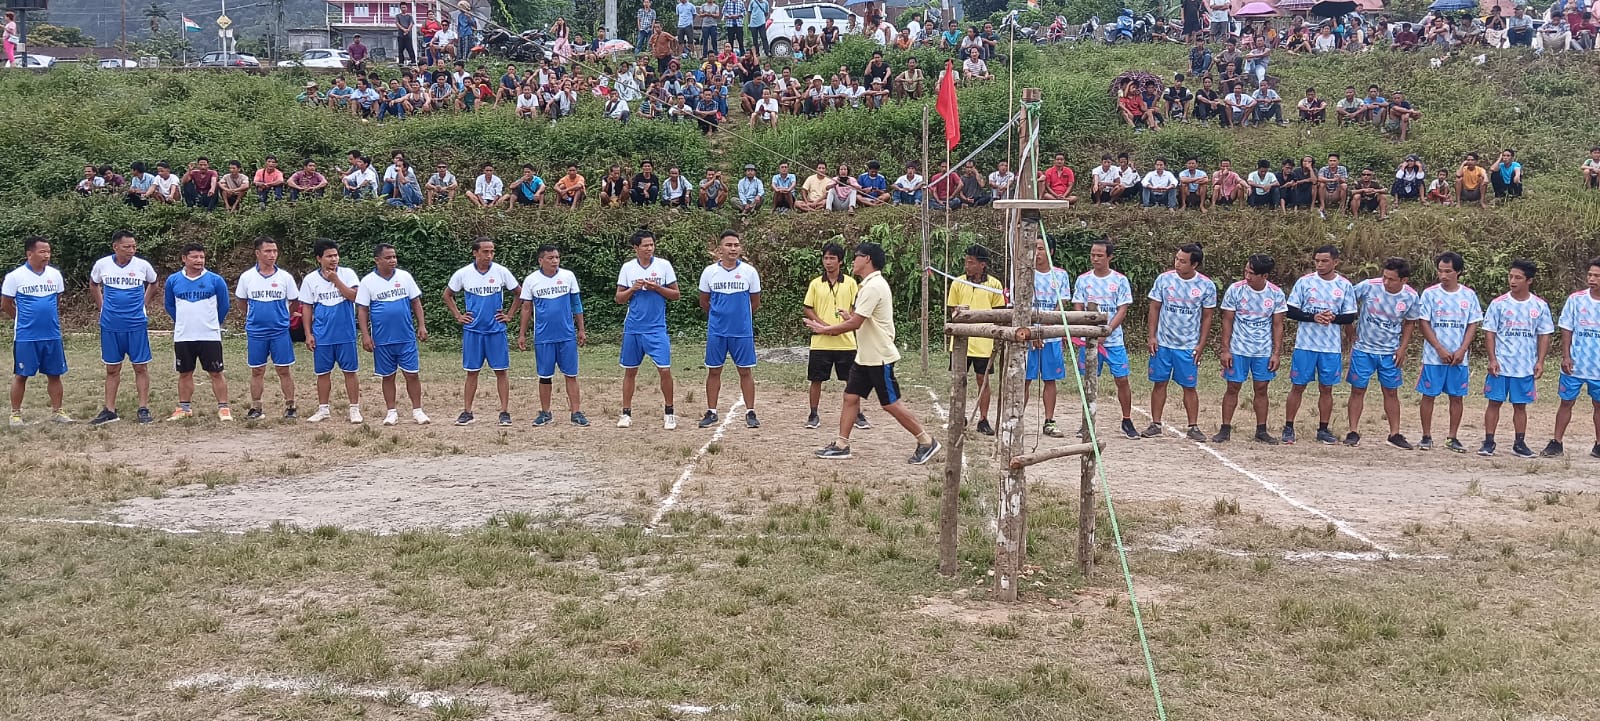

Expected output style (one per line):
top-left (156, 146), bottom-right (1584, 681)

top-left (698, 261), bottom-right (761, 338)
top-left (1220, 280), bottom-right (1286, 358)
top-left (1286, 272), bottom-right (1356, 353)
top-left (1072, 270), bottom-right (1134, 348)
top-left (298, 267), bottom-right (360, 346)
top-left (1417, 284), bottom-right (1484, 365)
top-left (1483, 293), bottom-right (1555, 377)
top-left (1147, 270), bottom-right (1218, 351)
top-left (618, 258), bottom-right (677, 335)
top-left (356, 269), bottom-right (423, 347)
top-left (1032, 267), bottom-right (1073, 346)
top-left (519, 269), bottom-right (584, 343)
top-left (89, 256), bottom-right (157, 331)
top-left (447, 262), bottom-right (519, 335)
top-left (1352, 278), bottom-right (1422, 355)
top-left (163, 270), bottom-right (230, 342)
top-left (235, 266), bottom-right (299, 338)
top-left (2, 264), bottom-right (64, 342)
top-left (1558, 290), bottom-right (1600, 381)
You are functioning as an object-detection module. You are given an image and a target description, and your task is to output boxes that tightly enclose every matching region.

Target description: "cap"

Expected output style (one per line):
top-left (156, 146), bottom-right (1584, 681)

top-left (1405, 154), bottom-right (1420, 161)
top-left (457, 0), bottom-right (471, 8)
top-left (305, 81), bottom-right (318, 88)
top-left (812, 75), bottom-right (823, 81)
top-left (744, 164), bottom-right (757, 170)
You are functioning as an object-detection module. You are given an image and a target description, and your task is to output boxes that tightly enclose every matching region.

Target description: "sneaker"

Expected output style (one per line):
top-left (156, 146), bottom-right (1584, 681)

top-left (1316, 428), bottom-right (1339, 445)
top-left (1511, 441), bottom-right (1535, 459)
top-left (284, 407), bottom-right (298, 420)
top-left (1344, 432), bottom-right (1361, 447)
top-left (908, 438), bottom-right (942, 465)
top-left (1540, 440), bottom-right (1564, 458)
top-left (617, 413), bottom-right (633, 428)
top-left (815, 442), bottom-right (853, 460)
top-left (663, 413), bottom-right (678, 430)
top-left (698, 410), bottom-right (719, 428)
top-left (1477, 439), bottom-right (1496, 456)
top-left (348, 406), bottom-right (363, 424)
top-left (746, 410), bottom-right (760, 428)
top-left (1417, 435), bottom-right (1434, 451)
top-left (167, 407), bottom-right (193, 422)
top-left (50, 409), bottom-right (73, 423)
top-left (1121, 418), bottom-right (1139, 439)
top-left (977, 418), bottom-right (995, 436)
top-left (571, 412), bottom-right (590, 427)
top-left (498, 411), bottom-right (513, 427)
top-left (413, 408), bottom-right (431, 425)
top-left (383, 409), bottom-right (399, 426)
top-left (217, 407), bottom-right (234, 422)
top-left (805, 410), bottom-right (820, 429)
top-left (1445, 437), bottom-right (1466, 453)
top-left (854, 412), bottom-right (871, 430)
top-left (245, 407), bottom-right (264, 421)
top-left (1210, 424), bottom-right (1232, 443)
top-left (532, 410), bottom-right (553, 427)
top-left (455, 411), bottom-right (475, 426)
top-left (1139, 422), bottom-right (1164, 438)
top-left (136, 408), bottom-right (154, 425)
top-left (1590, 443), bottom-right (1600, 459)
top-left (1254, 429), bottom-right (1281, 445)
top-left (306, 406), bottom-right (332, 423)
top-left (1042, 420), bottom-right (1065, 438)
top-left (1386, 434), bottom-right (1413, 451)
top-left (1281, 425), bottom-right (1297, 445)
top-left (8, 412), bottom-right (22, 427)
top-left (89, 409), bottom-right (120, 427)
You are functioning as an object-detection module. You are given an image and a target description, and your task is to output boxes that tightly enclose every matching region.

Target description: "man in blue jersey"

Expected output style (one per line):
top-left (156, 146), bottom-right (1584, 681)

top-left (1415, 252), bottom-right (1482, 452)
top-left (698, 231), bottom-right (761, 429)
top-left (1072, 239), bottom-right (1138, 439)
top-left (163, 243), bottom-right (232, 421)
top-left (236, 236), bottom-right (300, 420)
top-left (1028, 237), bottom-right (1073, 438)
top-left (1214, 254), bottom-right (1286, 444)
top-left (1282, 245), bottom-right (1357, 445)
top-left (444, 238), bottom-right (520, 427)
top-left (616, 229), bottom-right (681, 430)
top-left (89, 230), bottom-right (160, 425)
top-left (1345, 258), bottom-right (1422, 449)
top-left (515, 245), bottom-right (589, 427)
top-left (300, 239), bottom-right (363, 424)
top-left (1544, 256), bottom-right (1600, 459)
top-left (1141, 243), bottom-right (1216, 440)
top-left (3, 237), bottom-right (72, 426)
top-left (1479, 260), bottom-right (1554, 458)
top-left (357, 244), bottom-right (430, 426)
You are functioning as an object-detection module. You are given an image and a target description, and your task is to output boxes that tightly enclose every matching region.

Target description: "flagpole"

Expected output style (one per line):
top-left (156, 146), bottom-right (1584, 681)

top-left (920, 104), bottom-right (931, 374)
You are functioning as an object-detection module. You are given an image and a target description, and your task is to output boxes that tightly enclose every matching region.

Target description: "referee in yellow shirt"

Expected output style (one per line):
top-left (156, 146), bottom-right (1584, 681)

top-left (946, 244), bottom-right (1005, 435)
top-left (803, 242), bottom-right (869, 430)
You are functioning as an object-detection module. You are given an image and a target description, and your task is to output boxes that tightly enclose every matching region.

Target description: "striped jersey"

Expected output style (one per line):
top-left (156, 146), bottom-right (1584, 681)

top-left (1417, 284), bottom-right (1483, 365)
top-left (1352, 278), bottom-right (1422, 355)
top-left (1220, 280), bottom-right (1286, 358)
top-left (1483, 293), bottom-right (1555, 377)
top-left (1286, 272), bottom-right (1356, 354)
top-left (1558, 290), bottom-right (1600, 381)
top-left (1147, 270), bottom-right (1218, 351)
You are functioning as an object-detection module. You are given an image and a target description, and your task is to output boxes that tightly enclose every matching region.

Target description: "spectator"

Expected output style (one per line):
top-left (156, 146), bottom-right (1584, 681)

top-left (962, 48), bottom-right (992, 83)
top-left (652, 20), bottom-right (679, 74)
top-left (384, 158), bottom-right (423, 208)
top-left (1252, 79), bottom-right (1285, 126)
top-left (801, 75), bottom-right (827, 118)
top-left (1207, 0), bottom-right (1232, 39)
top-left (1507, 5), bottom-right (1534, 46)
top-left (1211, 158), bottom-right (1244, 207)
top-left (866, 79), bottom-right (889, 110)
top-left (1285, 156), bottom-right (1316, 210)
top-left (468, 163), bottom-right (509, 208)
top-left (987, 160), bottom-right (1016, 201)
top-left (927, 161), bottom-right (963, 210)
top-left (1583, 146), bottom-right (1600, 189)
top-left (958, 163), bottom-right (990, 207)
top-left (892, 163), bottom-right (924, 205)
top-left (1383, 90), bottom-right (1421, 140)
top-left (1141, 159), bottom-right (1179, 210)
top-left (1223, 81), bottom-right (1256, 127)
top-left (186, 157), bottom-right (219, 211)
top-left (1245, 159), bottom-right (1279, 210)
top-left (1163, 73), bottom-right (1192, 123)
top-left (347, 34), bottom-right (368, 74)
top-left (598, 165), bottom-right (626, 208)
top-left (343, 155), bottom-right (378, 200)
top-left (1118, 79), bottom-right (1158, 130)
top-left (857, 161), bottom-right (889, 206)
top-left (1393, 155), bottom-right (1426, 202)
top-left (125, 161), bottom-right (152, 209)
top-left (1297, 87), bottom-right (1326, 123)
top-left (770, 161), bottom-right (796, 212)
top-left (1317, 153), bottom-right (1349, 215)
top-left (1194, 75), bottom-right (1224, 125)
top-left (826, 163), bottom-right (861, 213)
top-left (431, 19), bottom-right (457, 63)
top-left (297, 81), bottom-right (324, 106)
top-left (1456, 152), bottom-right (1490, 208)
top-left (1189, 38), bottom-right (1213, 76)
top-left (797, 162), bottom-right (832, 212)
top-left (736, 164), bottom-right (764, 215)
top-left (1090, 155), bottom-right (1121, 204)
top-left (630, 161), bottom-right (661, 205)
top-left (697, 0), bottom-right (721, 56)
top-left (1313, 24), bottom-right (1337, 53)
top-left (699, 168), bottom-right (727, 210)
top-left (454, 1), bottom-right (478, 59)
top-left (722, 0), bottom-right (747, 55)
top-left (1040, 154), bottom-right (1078, 205)
top-left (604, 93), bottom-right (631, 124)
top-left (1178, 158), bottom-right (1208, 210)
top-left (661, 165), bottom-right (694, 208)
top-left (1427, 168), bottom-right (1454, 204)
top-left (637, 0), bottom-right (657, 51)
top-left (692, 88), bottom-right (722, 134)
top-left (219, 161), bottom-right (250, 211)
top-left (1490, 148), bottom-right (1523, 200)
top-left (510, 164), bottom-right (546, 208)
top-left (895, 58), bottom-right (925, 100)
top-left (1334, 85), bottom-right (1365, 124)
top-left (1284, 26), bottom-right (1313, 54)
top-left (1114, 153), bottom-right (1142, 203)
top-left (287, 160), bottom-right (327, 201)
top-left (1349, 168), bottom-right (1387, 219)
top-left (1243, 36), bottom-right (1271, 85)
top-left (514, 84), bottom-right (541, 120)
top-left (1393, 22), bottom-right (1420, 50)
top-left (426, 162), bottom-right (458, 206)
top-left (352, 78), bottom-right (381, 119)
top-left (1360, 85), bottom-right (1388, 127)
top-left (1216, 39), bottom-right (1243, 84)
top-left (555, 165), bottom-right (586, 209)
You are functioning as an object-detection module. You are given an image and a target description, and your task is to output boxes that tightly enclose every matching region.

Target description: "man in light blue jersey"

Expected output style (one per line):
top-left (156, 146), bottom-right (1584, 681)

top-left (1028, 237), bottom-right (1073, 438)
top-left (357, 244), bottom-right (430, 427)
top-left (515, 245), bottom-right (589, 428)
top-left (617, 229), bottom-right (681, 430)
top-left (3, 237), bottom-right (71, 426)
top-left (236, 236), bottom-right (300, 420)
top-left (1345, 257), bottom-right (1422, 449)
top-left (444, 237), bottom-right (519, 427)
top-left (1214, 254), bottom-right (1285, 444)
top-left (1544, 256), bottom-right (1600, 459)
top-left (1073, 239), bottom-right (1137, 439)
top-left (89, 230), bottom-right (160, 425)
top-left (1415, 251), bottom-right (1482, 452)
top-left (300, 239), bottom-right (363, 424)
top-left (163, 243), bottom-right (232, 422)
top-left (1479, 259), bottom-right (1555, 458)
top-left (1141, 243), bottom-right (1216, 440)
top-left (1282, 245), bottom-right (1357, 445)
top-left (698, 230), bottom-right (761, 429)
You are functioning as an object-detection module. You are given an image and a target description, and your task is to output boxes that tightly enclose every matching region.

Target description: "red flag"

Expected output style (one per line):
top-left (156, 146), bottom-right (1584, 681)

top-left (936, 60), bottom-right (960, 151)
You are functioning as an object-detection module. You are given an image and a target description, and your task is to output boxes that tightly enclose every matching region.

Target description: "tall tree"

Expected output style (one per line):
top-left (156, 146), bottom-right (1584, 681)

top-left (144, 2), bottom-right (168, 35)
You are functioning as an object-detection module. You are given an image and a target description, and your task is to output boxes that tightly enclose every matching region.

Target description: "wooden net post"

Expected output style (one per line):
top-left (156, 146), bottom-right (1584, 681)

top-left (937, 336), bottom-right (968, 577)
top-left (1078, 303), bottom-right (1101, 578)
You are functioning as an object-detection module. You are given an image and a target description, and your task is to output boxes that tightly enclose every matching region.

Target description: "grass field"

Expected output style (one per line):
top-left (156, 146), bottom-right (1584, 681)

top-left (3, 337), bottom-right (1599, 720)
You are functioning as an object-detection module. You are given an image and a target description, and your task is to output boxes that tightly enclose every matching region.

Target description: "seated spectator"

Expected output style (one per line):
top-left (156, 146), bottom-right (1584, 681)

top-left (661, 165), bottom-right (694, 208)
top-left (426, 162), bottom-right (458, 206)
top-left (1252, 79), bottom-right (1285, 126)
top-left (892, 163), bottom-right (923, 205)
top-left (1383, 90), bottom-right (1421, 141)
top-left (843, 79), bottom-right (868, 110)
top-left (1393, 22), bottom-right (1420, 50)
top-left (99, 165), bottom-right (124, 189)
top-left (219, 161), bottom-right (250, 211)
top-left (185, 158), bottom-right (219, 211)
top-left (1039, 154), bottom-right (1077, 205)
top-left (1114, 153), bottom-right (1142, 203)
top-left (1223, 82), bottom-right (1256, 127)
top-left (736, 164), bottom-right (765, 215)
top-left (125, 161), bottom-right (153, 209)
top-left (857, 161), bottom-right (889, 206)
top-left (1392, 155), bottom-right (1426, 202)
top-left (1333, 85), bottom-right (1365, 125)
top-left (1177, 158), bottom-right (1208, 210)
top-left (1313, 24), bottom-right (1337, 53)
top-left (1141, 159), bottom-right (1179, 210)
top-left (1427, 168), bottom-right (1455, 205)
top-left (692, 89), bottom-right (722, 134)
top-left (698, 169), bottom-right (727, 211)
top-left (630, 161), bottom-right (661, 205)
top-left (958, 163), bottom-right (990, 207)
top-left (1188, 38), bottom-right (1213, 77)
top-left (427, 74), bottom-right (454, 111)
top-left (298, 81), bottom-right (325, 106)
top-left (510, 165), bottom-right (546, 208)
top-left (1455, 152), bottom-right (1490, 208)
top-left (1090, 155), bottom-right (1120, 205)
top-left (927, 161), bottom-right (964, 210)
top-left (468, 163), bottom-right (509, 208)
top-left (1193, 76), bottom-right (1224, 126)
top-left (797, 163), bottom-right (832, 212)
top-left (342, 156), bottom-right (378, 200)
top-left (254, 156), bottom-right (285, 206)
top-left (546, 80), bottom-right (578, 120)
top-left (597, 165), bottom-right (625, 208)
top-left (351, 79), bottom-right (381, 119)
top-left (1507, 5), bottom-right (1534, 46)
top-left (1297, 87), bottom-right (1326, 123)
top-left (1360, 85), bottom-right (1387, 126)
top-left (1538, 17), bottom-right (1572, 50)
top-left (1489, 148), bottom-right (1523, 200)
top-left (962, 48), bottom-right (993, 83)
top-left (1317, 153), bottom-right (1349, 214)
top-left (1163, 74), bottom-right (1192, 123)
top-left (75, 164), bottom-right (104, 195)
top-left (739, 72), bottom-right (767, 115)
top-left (286, 160), bottom-right (327, 202)
top-left (1584, 146), bottom-right (1600, 190)
top-left (1284, 27), bottom-right (1314, 54)
top-left (801, 75), bottom-right (827, 118)
top-left (1245, 159), bottom-right (1279, 210)
top-left (1285, 156), bottom-right (1316, 210)
top-left (894, 58), bottom-right (925, 100)
top-left (770, 162), bottom-right (796, 212)
top-left (327, 77), bottom-right (356, 111)
top-left (555, 165), bottom-right (586, 209)
top-left (515, 85), bottom-right (542, 119)
top-left (604, 94), bottom-right (631, 124)
top-left (496, 64), bottom-right (522, 104)
top-left (1348, 168), bottom-right (1387, 219)
top-left (384, 158), bottom-right (423, 208)
top-left (1210, 159), bottom-right (1244, 207)
top-left (827, 164), bottom-right (861, 213)
top-left (987, 160), bottom-right (1016, 201)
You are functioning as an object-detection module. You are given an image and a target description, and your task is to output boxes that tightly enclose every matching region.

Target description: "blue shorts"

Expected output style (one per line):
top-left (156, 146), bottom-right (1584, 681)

top-left (1027, 342), bottom-right (1067, 381)
top-left (313, 342), bottom-right (359, 375)
top-left (1147, 345), bottom-right (1198, 388)
top-left (536, 339), bottom-right (580, 378)
top-left (1416, 364), bottom-right (1470, 398)
top-left (373, 342), bottom-right (420, 377)
top-left (462, 331), bottom-right (510, 371)
top-left (13, 339), bottom-right (67, 378)
top-left (1078, 344), bottom-right (1131, 378)
top-left (1484, 374), bottom-right (1536, 404)
top-left (247, 333), bottom-right (296, 367)
top-left (100, 329), bottom-right (153, 365)
top-left (1558, 373), bottom-right (1600, 403)
top-left (1223, 354), bottom-right (1274, 384)
top-left (1290, 349), bottom-right (1342, 387)
top-left (620, 331), bottom-right (672, 369)
top-left (706, 334), bottom-right (757, 369)
top-left (1346, 349), bottom-right (1402, 390)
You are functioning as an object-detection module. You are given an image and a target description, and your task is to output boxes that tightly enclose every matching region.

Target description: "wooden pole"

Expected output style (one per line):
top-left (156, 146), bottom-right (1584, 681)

top-left (1008, 442), bottom-right (1104, 469)
top-left (937, 336), bottom-right (968, 577)
top-left (950, 309), bottom-right (1109, 326)
top-left (919, 105), bottom-right (931, 373)
top-left (945, 323), bottom-right (1110, 342)
top-left (1078, 304), bottom-right (1102, 578)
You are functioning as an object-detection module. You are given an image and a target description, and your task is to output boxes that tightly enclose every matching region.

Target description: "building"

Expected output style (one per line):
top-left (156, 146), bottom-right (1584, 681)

top-left (324, 1), bottom-right (487, 58)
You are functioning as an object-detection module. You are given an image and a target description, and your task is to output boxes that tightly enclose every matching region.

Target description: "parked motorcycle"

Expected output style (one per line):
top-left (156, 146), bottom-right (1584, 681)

top-left (1104, 9), bottom-right (1156, 45)
top-left (480, 27), bottom-right (552, 62)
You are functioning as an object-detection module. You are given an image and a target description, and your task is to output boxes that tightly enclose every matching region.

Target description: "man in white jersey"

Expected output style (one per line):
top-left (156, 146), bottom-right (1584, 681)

top-left (1028, 237), bottom-right (1074, 438)
top-left (236, 236), bottom-right (300, 419)
top-left (3, 237), bottom-right (71, 425)
top-left (356, 244), bottom-right (430, 426)
top-left (444, 238), bottom-right (519, 427)
top-left (163, 243), bottom-right (233, 421)
top-left (1214, 254), bottom-right (1285, 444)
top-left (1479, 259), bottom-right (1554, 458)
top-left (300, 239), bottom-right (363, 423)
top-left (89, 230), bottom-right (160, 425)
top-left (1415, 251), bottom-right (1482, 452)
top-left (1543, 256), bottom-right (1600, 459)
top-left (616, 229), bottom-right (681, 430)
top-left (1141, 243), bottom-right (1216, 440)
top-left (698, 231), bottom-right (762, 429)
top-left (1282, 245), bottom-right (1357, 445)
top-left (1072, 239), bottom-right (1138, 439)
top-left (514, 244), bottom-right (589, 427)
top-left (1344, 258), bottom-right (1422, 449)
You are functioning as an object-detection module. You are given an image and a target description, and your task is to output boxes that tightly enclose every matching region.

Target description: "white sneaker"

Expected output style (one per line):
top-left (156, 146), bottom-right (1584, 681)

top-left (306, 405), bottom-right (332, 423)
top-left (382, 409), bottom-right (399, 426)
top-left (664, 413), bottom-right (677, 430)
top-left (348, 406), bottom-right (363, 424)
top-left (617, 413), bottom-right (632, 428)
top-left (413, 408), bottom-right (431, 425)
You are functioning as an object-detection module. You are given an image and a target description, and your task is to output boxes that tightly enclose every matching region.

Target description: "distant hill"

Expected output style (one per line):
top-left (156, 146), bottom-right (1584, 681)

top-left (40, 0), bottom-right (330, 45)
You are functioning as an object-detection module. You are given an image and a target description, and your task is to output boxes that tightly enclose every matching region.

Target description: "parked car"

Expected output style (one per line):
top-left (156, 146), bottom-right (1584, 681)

top-left (194, 51), bottom-right (260, 68)
top-left (16, 53), bottom-right (55, 68)
top-left (276, 48), bottom-right (351, 68)
top-left (765, 2), bottom-right (863, 58)
top-left (97, 58), bottom-right (139, 69)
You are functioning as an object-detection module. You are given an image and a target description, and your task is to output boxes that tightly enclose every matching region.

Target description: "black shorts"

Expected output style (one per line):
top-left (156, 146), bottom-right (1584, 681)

top-left (808, 349), bottom-right (856, 382)
top-left (174, 340), bottom-right (225, 374)
top-left (1358, 195), bottom-right (1380, 212)
top-left (955, 355), bottom-right (992, 375)
top-left (845, 362), bottom-right (903, 407)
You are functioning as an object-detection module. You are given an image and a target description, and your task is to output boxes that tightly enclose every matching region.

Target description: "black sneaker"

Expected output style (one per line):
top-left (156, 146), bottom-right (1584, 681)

top-left (815, 443), bottom-right (853, 460)
top-left (1254, 429), bottom-right (1281, 445)
top-left (1042, 420), bottom-right (1065, 438)
top-left (1185, 426), bottom-right (1206, 442)
top-left (1417, 435), bottom-right (1434, 451)
top-left (1477, 439), bottom-right (1496, 456)
top-left (284, 406), bottom-right (298, 420)
top-left (1511, 441), bottom-right (1535, 458)
top-left (1281, 425), bottom-right (1297, 445)
top-left (698, 410), bottom-right (719, 428)
top-left (246, 407), bottom-right (265, 421)
top-left (571, 412), bottom-right (590, 427)
top-left (136, 408), bottom-right (154, 425)
top-left (1445, 437), bottom-right (1467, 453)
top-left (1590, 443), bottom-right (1600, 459)
top-left (89, 409), bottom-right (120, 427)
top-left (1210, 424), bottom-right (1232, 443)
top-left (805, 410), bottom-right (820, 429)
top-left (1540, 440), bottom-right (1564, 458)
top-left (1316, 428), bottom-right (1338, 445)
top-left (455, 411), bottom-right (475, 426)
top-left (854, 412), bottom-right (870, 430)
top-left (908, 438), bottom-right (941, 465)
top-left (746, 410), bottom-right (760, 428)
top-left (498, 411), bottom-right (513, 427)
top-left (1120, 418), bottom-right (1139, 439)
top-left (532, 411), bottom-right (553, 427)
top-left (976, 418), bottom-right (995, 436)
top-left (1343, 432), bottom-right (1360, 447)
top-left (1386, 434), bottom-right (1413, 450)
top-left (1139, 422), bottom-right (1164, 438)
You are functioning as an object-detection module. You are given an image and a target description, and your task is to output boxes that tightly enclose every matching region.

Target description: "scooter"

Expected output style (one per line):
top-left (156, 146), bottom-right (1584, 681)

top-left (1105, 9), bottom-right (1137, 44)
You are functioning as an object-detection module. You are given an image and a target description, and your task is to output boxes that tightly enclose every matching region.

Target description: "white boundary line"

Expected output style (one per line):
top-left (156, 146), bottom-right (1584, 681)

top-left (917, 385), bottom-right (999, 540)
top-left (1142, 541), bottom-right (1448, 562)
top-left (647, 401), bottom-right (744, 531)
top-left (171, 672), bottom-right (457, 710)
top-left (16, 517), bottom-right (248, 536)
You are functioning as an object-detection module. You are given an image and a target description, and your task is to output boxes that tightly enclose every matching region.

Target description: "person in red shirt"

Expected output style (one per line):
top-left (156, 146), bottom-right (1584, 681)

top-left (928, 160), bottom-right (964, 210)
top-left (1039, 153), bottom-right (1078, 205)
top-left (184, 157), bottom-right (219, 211)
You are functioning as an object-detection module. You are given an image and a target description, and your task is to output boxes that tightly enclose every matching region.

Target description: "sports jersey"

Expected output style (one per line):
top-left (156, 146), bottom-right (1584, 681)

top-left (89, 256), bottom-right (157, 330)
top-left (1417, 284), bottom-right (1483, 365)
top-left (1286, 272), bottom-right (1356, 353)
top-left (1072, 270), bottom-right (1134, 348)
top-left (518, 268), bottom-right (584, 343)
top-left (698, 261), bottom-right (761, 338)
top-left (807, 274), bottom-right (860, 352)
top-left (1032, 267), bottom-right (1072, 346)
top-left (447, 262), bottom-right (519, 335)
top-left (2, 264), bottom-right (64, 341)
top-left (298, 267), bottom-right (360, 346)
top-left (163, 269), bottom-right (230, 342)
top-left (1147, 270), bottom-right (1218, 351)
top-left (1558, 290), bottom-right (1600, 380)
top-left (235, 266), bottom-right (299, 337)
top-left (1352, 279), bottom-right (1422, 355)
top-left (947, 274), bottom-right (1002, 357)
top-left (1483, 293), bottom-right (1555, 377)
top-left (617, 258), bottom-right (677, 334)
top-left (1220, 280), bottom-right (1287, 358)
top-left (355, 269), bottom-right (422, 346)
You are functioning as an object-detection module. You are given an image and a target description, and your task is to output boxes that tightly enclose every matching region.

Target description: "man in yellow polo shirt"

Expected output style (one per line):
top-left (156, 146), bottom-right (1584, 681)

top-left (1455, 151), bottom-right (1490, 209)
top-left (807, 242), bottom-right (941, 464)
top-left (946, 244), bottom-right (1004, 435)
top-left (804, 242), bottom-right (869, 430)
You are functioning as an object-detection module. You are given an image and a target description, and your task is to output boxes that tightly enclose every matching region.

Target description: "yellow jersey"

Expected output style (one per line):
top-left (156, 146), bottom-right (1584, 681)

top-left (947, 274), bottom-right (1004, 359)
top-left (804, 274), bottom-right (859, 351)
top-left (853, 271), bottom-right (899, 366)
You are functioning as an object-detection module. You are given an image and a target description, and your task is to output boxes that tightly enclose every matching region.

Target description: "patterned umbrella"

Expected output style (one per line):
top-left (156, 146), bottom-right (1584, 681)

top-left (1278, 0), bottom-right (1319, 12)
top-left (1237, 1), bottom-right (1282, 16)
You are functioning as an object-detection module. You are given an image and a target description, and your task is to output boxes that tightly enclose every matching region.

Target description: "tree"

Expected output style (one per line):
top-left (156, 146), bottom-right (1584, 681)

top-left (27, 23), bottom-right (96, 48)
top-left (145, 2), bottom-right (168, 35)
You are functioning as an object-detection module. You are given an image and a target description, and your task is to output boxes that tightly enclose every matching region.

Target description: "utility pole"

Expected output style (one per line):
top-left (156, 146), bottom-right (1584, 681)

top-left (275, 0), bottom-right (285, 61)
top-left (605, 0), bottom-right (619, 39)
top-left (121, 0), bottom-right (128, 53)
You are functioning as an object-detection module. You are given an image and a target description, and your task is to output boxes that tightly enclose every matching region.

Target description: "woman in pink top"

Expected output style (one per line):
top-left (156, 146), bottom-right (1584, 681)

top-left (3, 12), bottom-right (17, 67)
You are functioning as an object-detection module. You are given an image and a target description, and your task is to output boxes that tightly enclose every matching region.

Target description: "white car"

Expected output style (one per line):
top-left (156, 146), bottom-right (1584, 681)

top-left (98, 58), bottom-right (139, 69)
top-left (277, 48), bottom-right (351, 68)
top-left (765, 2), bottom-right (863, 58)
top-left (15, 53), bottom-right (55, 68)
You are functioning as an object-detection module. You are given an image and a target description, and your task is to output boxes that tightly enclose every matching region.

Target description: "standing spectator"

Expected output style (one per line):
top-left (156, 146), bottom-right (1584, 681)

top-left (1490, 148), bottom-right (1523, 201)
top-left (455, 1), bottom-right (478, 60)
top-left (652, 22), bottom-right (679, 74)
top-left (1207, 0), bottom-right (1232, 39)
top-left (722, 0), bottom-right (746, 55)
top-left (748, 0), bottom-right (770, 55)
top-left (395, 6), bottom-right (416, 66)
top-left (637, 0), bottom-right (657, 52)
top-left (699, 0), bottom-right (722, 57)
top-left (347, 34), bottom-right (368, 75)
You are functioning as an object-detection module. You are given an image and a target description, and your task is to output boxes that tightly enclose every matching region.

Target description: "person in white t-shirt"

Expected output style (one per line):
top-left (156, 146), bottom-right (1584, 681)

top-left (1090, 155), bottom-right (1122, 204)
top-left (469, 163), bottom-right (511, 208)
top-left (750, 88), bottom-right (779, 129)
top-left (426, 163), bottom-right (458, 206)
top-left (1206, 0), bottom-right (1232, 39)
top-left (892, 163), bottom-right (924, 205)
top-left (146, 162), bottom-right (181, 204)
top-left (514, 85), bottom-right (541, 119)
top-left (962, 48), bottom-right (992, 82)
top-left (987, 160), bottom-right (1017, 201)
top-left (1141, 159), bottom-right (1179, 210)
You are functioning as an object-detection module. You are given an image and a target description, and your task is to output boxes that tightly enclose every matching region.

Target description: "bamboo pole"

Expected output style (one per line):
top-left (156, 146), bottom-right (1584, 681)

top-left (1008, 442), bottom-right (1104, 469)
top-left (1078, 303), bottom-right (1102, 578)
top-left (937, 336), bottom-right (968, 577)
top-left (950, 309), bottom-right (1109, 326)
top-left (919, 105), bottom-right (931, 373)
top-left (944, 324), bottom-right (1111, 342)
